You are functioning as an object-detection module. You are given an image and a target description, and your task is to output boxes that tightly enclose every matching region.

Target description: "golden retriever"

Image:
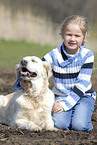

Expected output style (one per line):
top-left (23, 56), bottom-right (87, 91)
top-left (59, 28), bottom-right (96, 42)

top-left (0, 56), bottom-right (55, 131)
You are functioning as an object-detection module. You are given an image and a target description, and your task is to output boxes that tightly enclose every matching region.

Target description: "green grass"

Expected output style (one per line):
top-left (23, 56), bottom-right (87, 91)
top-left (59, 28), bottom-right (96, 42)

top-left (0, 40), bottom-right (53, 70)
top-left (0, 39), bottom-right (97, 71)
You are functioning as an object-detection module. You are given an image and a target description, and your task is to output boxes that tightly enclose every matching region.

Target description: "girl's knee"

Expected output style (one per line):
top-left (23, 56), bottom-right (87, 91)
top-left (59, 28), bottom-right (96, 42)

top-left (52, 112), bottom-right (71, 130)
top-left (70, 97), bottom-right (94, 131)
top-left (71, 120), bottom-right (93, 131)
top-left (54, 120), bottom-right (69, 130)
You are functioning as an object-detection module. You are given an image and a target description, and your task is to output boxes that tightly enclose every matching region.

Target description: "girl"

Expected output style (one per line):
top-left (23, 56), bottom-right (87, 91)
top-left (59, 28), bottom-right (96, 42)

top-left (18, 15), bottom-right (96, 131)
top-left (42, 15), bottom-right (96, 131)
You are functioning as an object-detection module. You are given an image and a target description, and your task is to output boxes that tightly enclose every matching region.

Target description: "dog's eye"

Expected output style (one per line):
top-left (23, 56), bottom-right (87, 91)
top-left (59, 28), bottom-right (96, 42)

top-left (31, 59), bottom-right (36, 63)
top-left (30, 72), bottom-right (37, 77)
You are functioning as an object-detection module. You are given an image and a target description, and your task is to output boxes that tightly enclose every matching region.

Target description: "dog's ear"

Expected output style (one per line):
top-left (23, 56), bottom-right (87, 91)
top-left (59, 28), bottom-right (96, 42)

top-left (43, 61), bottom-right (53, 79)
top-left (43, 61), bottom-right (54, 89)
top-left (15, 64), bottom-right (21, 80)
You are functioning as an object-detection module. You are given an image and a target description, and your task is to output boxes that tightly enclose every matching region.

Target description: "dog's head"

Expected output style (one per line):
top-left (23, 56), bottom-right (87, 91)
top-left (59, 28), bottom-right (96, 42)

top-left (18, 56), bottom-right (51, 96)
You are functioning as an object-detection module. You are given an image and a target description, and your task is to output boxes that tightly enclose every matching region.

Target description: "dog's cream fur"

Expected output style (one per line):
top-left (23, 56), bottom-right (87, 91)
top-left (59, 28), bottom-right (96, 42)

top-left (0, 56), bottom-right (55, 131)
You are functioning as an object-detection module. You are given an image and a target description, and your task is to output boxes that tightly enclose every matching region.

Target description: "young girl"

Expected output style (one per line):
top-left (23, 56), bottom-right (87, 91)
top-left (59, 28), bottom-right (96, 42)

top-left (42, 15), bottom-right (96, 131)
top-left (19, 15), bottom-right (96, 131)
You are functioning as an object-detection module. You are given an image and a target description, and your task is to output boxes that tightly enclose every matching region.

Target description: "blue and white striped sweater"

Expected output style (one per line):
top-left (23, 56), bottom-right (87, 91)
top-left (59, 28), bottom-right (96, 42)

top-left (42, 42), bottom-right (96, 111)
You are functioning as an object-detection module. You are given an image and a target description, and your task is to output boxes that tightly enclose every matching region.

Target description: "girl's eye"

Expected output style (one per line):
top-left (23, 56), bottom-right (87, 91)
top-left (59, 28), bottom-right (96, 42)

top-left (75, 35), bottom-right (80, 37)
top-left (66, 34), bottom-right (72, 36)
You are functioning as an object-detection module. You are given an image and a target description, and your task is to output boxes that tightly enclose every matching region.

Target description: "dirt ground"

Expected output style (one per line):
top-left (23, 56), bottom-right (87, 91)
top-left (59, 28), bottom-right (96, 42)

top-left (0, 69), bottom-right (97, 145)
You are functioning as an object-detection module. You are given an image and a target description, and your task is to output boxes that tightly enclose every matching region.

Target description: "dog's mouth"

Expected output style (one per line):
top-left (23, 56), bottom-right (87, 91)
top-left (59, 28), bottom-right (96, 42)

top-left (21, 67), bottom-right (37, 78)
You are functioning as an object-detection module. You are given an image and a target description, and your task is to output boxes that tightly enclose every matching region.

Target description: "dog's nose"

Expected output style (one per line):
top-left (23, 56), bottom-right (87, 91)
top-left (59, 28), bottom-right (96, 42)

top-left (21, 60), bottom-right (27, 66)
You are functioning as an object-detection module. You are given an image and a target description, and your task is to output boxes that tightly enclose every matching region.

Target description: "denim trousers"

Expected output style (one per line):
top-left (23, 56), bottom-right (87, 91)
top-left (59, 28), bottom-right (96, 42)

top-left (52, 96), bottom-right (95, 132)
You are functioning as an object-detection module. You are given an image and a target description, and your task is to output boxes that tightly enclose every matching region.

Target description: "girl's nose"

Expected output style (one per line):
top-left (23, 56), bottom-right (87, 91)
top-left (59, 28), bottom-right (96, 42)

top-left (70, 35), bottom-right (75, 41)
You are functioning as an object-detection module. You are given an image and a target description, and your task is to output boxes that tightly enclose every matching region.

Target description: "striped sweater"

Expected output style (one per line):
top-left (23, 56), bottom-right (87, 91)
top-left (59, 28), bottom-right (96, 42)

top-left (42, 42), bottom-right (96, 111)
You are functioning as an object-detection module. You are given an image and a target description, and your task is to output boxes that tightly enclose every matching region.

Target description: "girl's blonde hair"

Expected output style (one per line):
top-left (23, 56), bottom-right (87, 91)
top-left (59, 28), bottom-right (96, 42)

top-left (61, 15), bottom-right (89, 45)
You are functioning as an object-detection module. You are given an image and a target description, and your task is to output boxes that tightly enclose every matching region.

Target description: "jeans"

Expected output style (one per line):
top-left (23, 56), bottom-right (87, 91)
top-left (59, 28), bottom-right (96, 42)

top-left (52, 96), bottom-right (95, 132)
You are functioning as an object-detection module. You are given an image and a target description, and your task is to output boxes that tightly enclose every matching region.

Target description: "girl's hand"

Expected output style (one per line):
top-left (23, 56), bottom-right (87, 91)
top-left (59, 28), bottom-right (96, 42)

top-left (53, 102), bottom-right (64, 113)
top-left (20, 80), bottom-right (31, 91)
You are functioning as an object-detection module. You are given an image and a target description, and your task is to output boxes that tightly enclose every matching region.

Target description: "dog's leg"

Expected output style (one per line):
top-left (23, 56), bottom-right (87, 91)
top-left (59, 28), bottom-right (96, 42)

top-left (44, 118), bottom-right (55, 131)
top-left (0, 93), bottom-right (15, 123)
top-left (14, 119), bottom-right (42, 131)
top-left (40, 114), bottom-right (56, 131)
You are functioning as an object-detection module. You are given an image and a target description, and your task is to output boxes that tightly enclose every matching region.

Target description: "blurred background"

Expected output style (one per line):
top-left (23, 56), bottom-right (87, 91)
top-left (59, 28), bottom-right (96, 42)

top-left (0, 0), bottom-right (97, 46)
top-left (0, 0), bottom-right (97, 95)
top-left (0, 0), bottom-right (97, 70)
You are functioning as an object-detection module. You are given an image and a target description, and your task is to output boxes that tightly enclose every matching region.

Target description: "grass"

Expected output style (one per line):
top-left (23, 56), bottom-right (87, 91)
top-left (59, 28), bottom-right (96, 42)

top-left (0, 40), bottom-right (53, 70)
top-left (0, 39), bottom-right (97, 71)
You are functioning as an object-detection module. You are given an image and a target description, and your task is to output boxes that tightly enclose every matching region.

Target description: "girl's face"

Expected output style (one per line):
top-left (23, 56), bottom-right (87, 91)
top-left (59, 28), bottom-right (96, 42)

top-left (63, 23), bottom-right (86, 54)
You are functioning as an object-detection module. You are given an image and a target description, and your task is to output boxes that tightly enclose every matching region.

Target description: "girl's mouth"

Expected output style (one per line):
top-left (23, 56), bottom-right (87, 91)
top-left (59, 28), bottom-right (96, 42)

top-left (68, 42), bottom-right (76, 46)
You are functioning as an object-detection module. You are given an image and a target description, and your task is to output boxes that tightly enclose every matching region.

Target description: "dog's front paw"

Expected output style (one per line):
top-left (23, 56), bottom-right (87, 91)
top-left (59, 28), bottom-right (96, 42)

top-left (45, 122), bottom-right (56, 131)
top-left (15, 119), bottom-right (42, 131)
top-left (32, 126), bottom-right (42, 132)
